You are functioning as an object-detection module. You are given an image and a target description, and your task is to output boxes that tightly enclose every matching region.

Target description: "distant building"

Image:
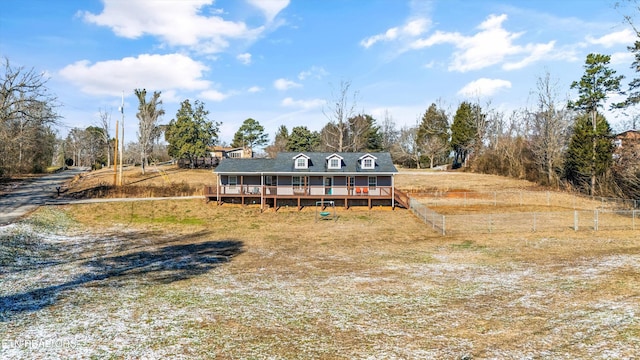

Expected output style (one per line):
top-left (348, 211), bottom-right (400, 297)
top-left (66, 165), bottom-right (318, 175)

top-left (614, 130), bottom-right (640, 151)
top-left (210, 146), bottom-right (253, 159)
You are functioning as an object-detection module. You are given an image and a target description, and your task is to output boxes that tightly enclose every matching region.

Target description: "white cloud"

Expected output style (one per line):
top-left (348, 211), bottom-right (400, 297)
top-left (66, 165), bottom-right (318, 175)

top-left (248, 86), bottom-right (263, 93)
top-left (199, 89), bottom-right (229, 102)
top-left (457, 78), bottom-right (512, 98)
top-left (610, 51), bottom-right (634, 65)
top-left (298, 66), bottom-right (329, 80)
top-left (274, 78), bottom-right (302, 90)
top-left (58, 53), bottom-right (210, 96)
top-left (246, 0), bottom-right (289, 22)
top-left (281, 97), bottom-right (325, 109)
top-left (81, 0), bottom-right (263, 54)
top-left (237, 52), bottom-right (252, 65)
top-left (587, 28), bottom-right (636, 48)
top-left (361, 18), bottom-right (430, 48)
top-left (410, 14), bottom-right (555, 72)
top-left (503, 41), bottom-right (555, 70)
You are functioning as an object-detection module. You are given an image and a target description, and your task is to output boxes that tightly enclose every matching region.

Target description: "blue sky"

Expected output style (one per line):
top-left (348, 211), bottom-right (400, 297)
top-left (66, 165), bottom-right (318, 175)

top-left (1, 0), bottom-right (638, 145)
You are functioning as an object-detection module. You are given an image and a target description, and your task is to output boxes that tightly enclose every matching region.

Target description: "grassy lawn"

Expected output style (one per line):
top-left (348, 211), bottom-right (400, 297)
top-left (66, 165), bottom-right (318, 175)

top-left (1, 196), bottom-right (639, 358)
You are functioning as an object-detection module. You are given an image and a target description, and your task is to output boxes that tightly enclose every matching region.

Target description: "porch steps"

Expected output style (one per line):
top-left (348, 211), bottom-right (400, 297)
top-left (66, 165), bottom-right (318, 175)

top-left (394, 189), bottom-right (410, 209)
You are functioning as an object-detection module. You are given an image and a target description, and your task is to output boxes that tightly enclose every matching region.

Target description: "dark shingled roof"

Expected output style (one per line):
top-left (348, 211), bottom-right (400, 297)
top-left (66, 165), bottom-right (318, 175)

top-left (215, 152), bottom-right (397, 174)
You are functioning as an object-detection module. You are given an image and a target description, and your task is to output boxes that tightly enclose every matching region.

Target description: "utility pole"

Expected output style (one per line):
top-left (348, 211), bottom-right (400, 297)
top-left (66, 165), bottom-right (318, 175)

top-left (118, 91), bottom-right (124, 186)
top-left (113, 106), bottom-right (119, 186)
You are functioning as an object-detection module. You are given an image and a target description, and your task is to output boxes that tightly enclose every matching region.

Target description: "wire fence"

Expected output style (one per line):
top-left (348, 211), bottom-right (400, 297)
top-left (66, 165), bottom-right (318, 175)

top-left (408, 190), bottom-right (639, 210)
top-left (408, 197), bottom-right (640, 236)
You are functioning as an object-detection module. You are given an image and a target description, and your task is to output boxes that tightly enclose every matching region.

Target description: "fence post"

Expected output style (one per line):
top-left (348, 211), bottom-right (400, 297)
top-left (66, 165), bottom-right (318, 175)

top-left (574, 210), bottom-right (578, 231)
top-left (594, 209), bottom-right (599, 231)
top-left (520, 191), bottom-right (523, 206)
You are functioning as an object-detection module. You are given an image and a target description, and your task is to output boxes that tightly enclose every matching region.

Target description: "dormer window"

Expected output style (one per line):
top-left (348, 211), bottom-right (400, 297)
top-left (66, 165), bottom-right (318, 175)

top-left (296, 158), bottom-right (307, 168)
top-left (326, 154), bottom-right (344, 169)
top-left (293, 153), bottom-right (310, 169)
top-left (359, 154), bottom-right (377, 170)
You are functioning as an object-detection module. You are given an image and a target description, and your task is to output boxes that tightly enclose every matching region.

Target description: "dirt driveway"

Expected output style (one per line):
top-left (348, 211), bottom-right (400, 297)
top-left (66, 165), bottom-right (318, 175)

top-left (0, 168), bottom-right (87, 225)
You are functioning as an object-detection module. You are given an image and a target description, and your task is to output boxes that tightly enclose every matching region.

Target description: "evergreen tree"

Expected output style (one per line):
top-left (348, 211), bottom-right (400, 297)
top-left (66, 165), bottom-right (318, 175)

top-left (564, 112), bottom-right (614, 192)
top-left (165, 99), bottom-right (220, 165)
top-left (286, 126), bottom-right (320, 152)
top-left (265, 125), bottom-right (289, 158)
top-left (231, 118), bottom-right (268, 149)
top-left (450, 101), bottom-right (477, 167)
top-left (348, 114), bottom-right (383, 152)
top-left (567, 53), bottom-right (623, 195)
top-left (417, 103), bottom-right (450, 168)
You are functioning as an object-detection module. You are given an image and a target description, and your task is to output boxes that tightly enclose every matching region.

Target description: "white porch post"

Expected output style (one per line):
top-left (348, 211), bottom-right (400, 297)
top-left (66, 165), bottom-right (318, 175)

top-left (392, 174), bottom-right (395, 209)
top-left (216, 173), bottom-right (220, 204)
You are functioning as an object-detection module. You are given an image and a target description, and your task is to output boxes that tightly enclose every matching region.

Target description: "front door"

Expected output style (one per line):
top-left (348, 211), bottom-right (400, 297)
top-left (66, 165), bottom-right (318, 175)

top-left (324, 177), bottom-right (332, 195)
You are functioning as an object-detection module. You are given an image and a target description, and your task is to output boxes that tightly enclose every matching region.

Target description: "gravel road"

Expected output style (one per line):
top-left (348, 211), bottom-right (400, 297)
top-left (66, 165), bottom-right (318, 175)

top-left (0, 168), bottom-right (88, 225)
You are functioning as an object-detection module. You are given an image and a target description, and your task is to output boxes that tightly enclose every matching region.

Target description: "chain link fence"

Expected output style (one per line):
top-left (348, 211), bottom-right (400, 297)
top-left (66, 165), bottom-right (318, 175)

top-left (408, 193), bottom-right (640, 236)
top-left (408, 190), bottom-right (639, 210)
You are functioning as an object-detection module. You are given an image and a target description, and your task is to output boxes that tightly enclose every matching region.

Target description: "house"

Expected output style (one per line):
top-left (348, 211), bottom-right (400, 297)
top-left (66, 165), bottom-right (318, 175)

top-left (614, 130), bottom-right (640, 160)
top-left (210, 146), bottom-right (253, 160)
top-left (207, 152), bottom-right (403, 210)
top-left (614, 130), bottom-right (640, 148)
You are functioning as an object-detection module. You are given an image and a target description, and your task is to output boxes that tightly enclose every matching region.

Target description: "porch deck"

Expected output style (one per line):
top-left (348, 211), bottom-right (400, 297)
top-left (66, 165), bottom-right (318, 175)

top-left (204, 185), bottom-right (398, 210)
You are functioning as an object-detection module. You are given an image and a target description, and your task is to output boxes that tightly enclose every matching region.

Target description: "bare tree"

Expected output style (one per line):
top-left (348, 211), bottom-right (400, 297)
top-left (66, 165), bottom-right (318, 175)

top-left (134, 89), bottom-right (164, 174)
top-left (96, 109), bottom-right (112, 167)
top-left (392, 120), bottom-right (421, 168)
top-left (379, 109), bottom-right (399, 151)
top-left (527, 72), bottom-right (572, 186)
top-left (0, 58), bottom-right (60, 175)
top-left (322, 80), bottom-right (358, 152)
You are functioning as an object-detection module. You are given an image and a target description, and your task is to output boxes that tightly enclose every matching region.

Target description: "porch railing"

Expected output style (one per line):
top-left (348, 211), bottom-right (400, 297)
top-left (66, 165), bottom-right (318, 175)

top-left (206, 185), bottom-right (393, 198)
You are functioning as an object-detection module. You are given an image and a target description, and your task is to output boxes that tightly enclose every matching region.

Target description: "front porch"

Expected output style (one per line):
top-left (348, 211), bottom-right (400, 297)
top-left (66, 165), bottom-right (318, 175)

top-left (204, 184), bottom-right (395, 210)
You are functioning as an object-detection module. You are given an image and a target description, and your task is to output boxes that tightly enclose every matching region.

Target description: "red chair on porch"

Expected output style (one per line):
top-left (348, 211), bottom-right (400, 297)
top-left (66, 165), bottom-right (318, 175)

top-left (355, 187), bottom-right (362, 195)
top-left (362, 187), bottom-right (369, 195)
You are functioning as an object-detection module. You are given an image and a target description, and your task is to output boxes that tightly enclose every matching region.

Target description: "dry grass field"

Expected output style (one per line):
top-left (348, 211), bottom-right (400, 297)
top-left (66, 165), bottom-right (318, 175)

top-left (1, 167), bottom-right (639, 358)
top-left (63, 164), bottom-right (216, 198)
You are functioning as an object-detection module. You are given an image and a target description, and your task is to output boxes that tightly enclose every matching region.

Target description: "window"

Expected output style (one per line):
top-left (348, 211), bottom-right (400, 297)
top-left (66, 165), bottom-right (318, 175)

top-left (325, 154), bottom-right (344, 169)
top-left (358, 154), bottom-right (377, 169)
top-left (349, 176), bottom-right (355, 188)
top-left (368, 176), bottom-right (377, 190)
top-left (229, 175), bottom-right (237, 189)
top-left (295, 157), bottom-right (307, 169)
top-left (293, 176), bottom-right (303, 189)
top-left (264, 175), bottom-right (273, 186)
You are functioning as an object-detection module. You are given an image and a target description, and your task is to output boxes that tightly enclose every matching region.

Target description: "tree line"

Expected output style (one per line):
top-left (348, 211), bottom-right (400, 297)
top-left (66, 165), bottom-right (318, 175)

top-left (2, 38), bottom-right (640, 200)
